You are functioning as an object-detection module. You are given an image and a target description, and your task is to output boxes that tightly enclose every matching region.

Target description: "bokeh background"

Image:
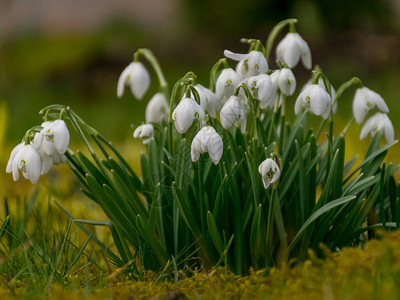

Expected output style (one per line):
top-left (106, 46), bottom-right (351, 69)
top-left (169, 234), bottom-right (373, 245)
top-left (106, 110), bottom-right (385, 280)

top-left (1, 0), bottom-right (400, 195)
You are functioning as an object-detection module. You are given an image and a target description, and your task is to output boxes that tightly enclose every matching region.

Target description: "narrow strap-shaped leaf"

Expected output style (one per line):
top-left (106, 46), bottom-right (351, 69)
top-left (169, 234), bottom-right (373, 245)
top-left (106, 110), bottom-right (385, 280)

top-left (288, 196), bottom-right (356, 254)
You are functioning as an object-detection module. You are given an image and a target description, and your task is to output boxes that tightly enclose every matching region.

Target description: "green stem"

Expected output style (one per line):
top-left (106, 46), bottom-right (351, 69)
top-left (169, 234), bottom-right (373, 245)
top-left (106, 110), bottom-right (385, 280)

top-left (267, 91), bottom-right (281, 144)
top-left (209, 58), bottom-right (229, 92)
top-left (278, 94), bottom-right (286, 154)
top-left (135, 48), bottom-right (169, 100)
top-left (265, 18), bottom-right (298, 60)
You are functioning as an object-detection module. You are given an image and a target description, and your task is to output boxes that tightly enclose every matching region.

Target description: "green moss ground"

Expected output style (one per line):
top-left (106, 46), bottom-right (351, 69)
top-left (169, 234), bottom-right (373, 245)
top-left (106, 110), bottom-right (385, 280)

top-left (1, 230), bottom-right (400, 299)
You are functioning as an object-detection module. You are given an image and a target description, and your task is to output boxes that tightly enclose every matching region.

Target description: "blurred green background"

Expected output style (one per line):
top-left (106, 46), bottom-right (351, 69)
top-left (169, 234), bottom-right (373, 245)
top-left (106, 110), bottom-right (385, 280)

top-left (1, 0), bottom-right (400, 177)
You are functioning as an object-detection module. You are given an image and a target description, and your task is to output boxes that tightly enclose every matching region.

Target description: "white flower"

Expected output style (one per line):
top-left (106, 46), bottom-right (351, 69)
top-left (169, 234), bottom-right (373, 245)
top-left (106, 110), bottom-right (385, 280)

top-left (41, 120), bottom-right (70, 155)
top-left (220, 95), bottom-right (246, 133)
top-left (360, 113), bottom-right (394, 143)
top-left (172, 98), bottom-right (205, 134)
top-left (224, 50), bottom-right (269, 79)
top-left (193, 84), bottom-right (218, 118)
top-left (295, 84), bottom-right (331, 119)
top-left (191, 126), bottom-right (223, 165)
top-left (302, 78), bottom-right (337, 113)
top-left (117, 62), bottom-right (150, 99)
top-left (8, 144), bottom-right (42, 184)
top-left (276, 32), bottom-right (312, 69)
top-left (133, 124), bottom-right (154, 144)
top-left (215, 68), bottom-right (241, 106)
top-left (145, 93), bottom-right (169, 123)
top-left (246, 74), bottom-right (273, 102)
top-left (271, 68), bottom-right (296, 96)
top-left (258, 158), bottom-right (280, 189)
top-left (353, 87), bottom-right (389, 124)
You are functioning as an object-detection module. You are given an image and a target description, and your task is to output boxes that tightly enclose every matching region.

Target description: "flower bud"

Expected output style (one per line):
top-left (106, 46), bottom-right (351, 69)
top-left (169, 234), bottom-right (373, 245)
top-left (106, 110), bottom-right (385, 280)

top-left (193, 84), bottom-right (218, 118)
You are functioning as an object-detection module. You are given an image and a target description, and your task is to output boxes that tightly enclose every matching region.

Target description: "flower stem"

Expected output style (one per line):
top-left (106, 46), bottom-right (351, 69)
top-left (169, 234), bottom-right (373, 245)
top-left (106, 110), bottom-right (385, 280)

top-left (265, 18), bottom-right (298, 60)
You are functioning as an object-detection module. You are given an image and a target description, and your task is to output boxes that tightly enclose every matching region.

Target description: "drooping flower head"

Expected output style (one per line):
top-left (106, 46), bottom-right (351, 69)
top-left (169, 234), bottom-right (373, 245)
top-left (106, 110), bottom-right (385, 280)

top-left (271, 68), bottom-right (296, 96)
top-left (133, 124), bottom-right (154, 145)
top-left (8, 144), bottom-right (42, 184)
top-left (117, 62), bottom-right (150, 99)
top-left (145, 93), bottom-right (169, 123)
top-left (353, 87), bottom-right (389, 124)
top-left (302, 78), bottom-right (337, 113)
top-left (295, 84), bottom-right (331, 119)
top-left (41, 120), bottom-right (70, 155)
top-left (191, 126), bottom-right (223, 165)
top-left (224, 50), bottom-right (269, 80)
top-left (276, 32), bottom-right (312, 69)
top-left (215, 68), bottom-right (241, 106)
top-left (246, 74), bottom-right (273, 102)
top-left (258, 158), bottom-right (281, 189)
top-left (172, 98), bottom-right (205, 134)
top-left (220, 95), bottom-right (247, 133)
top-left (360, 112), bottom-right (394, 143)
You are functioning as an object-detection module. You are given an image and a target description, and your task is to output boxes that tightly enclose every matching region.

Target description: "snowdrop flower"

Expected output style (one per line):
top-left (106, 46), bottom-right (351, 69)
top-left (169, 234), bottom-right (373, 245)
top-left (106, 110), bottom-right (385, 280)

top-left (360, 112), bottom-right (394, 143)
top-left (353, 87), bottom-right (389, 124)
top-left (145, 93), bottom-right (169, 123)
top-left (8, 144), bottom-right (42, 184)
top-left (276, 32), bottom-right (312, 69)
top-left (258, 158), bottom-right (280, 189)
top-left (303, 78), bottom-right (337, 113)
top-left (193, 84), bottom-right (218, 118)
top-left (191, 126), bottom-right (223, 165)
top-left (271, 68), bottom-right (296, 96)
top-left (246, 74), bottom-right (273, 102)
top-left (117, 62), bottom-right (150, 99)
top-left (224, 50), bottom-right (269, 79)
top-left (220, 95), bottom-right (246, 133)
top-left (215, 68), bottom-right (241, 106)
top-left (295, 84), bottom-right (331, 119)
top-left (172, 98), bottom-right (205, 134)
top-left (41, 120), bottom-right (70, 155)
top-left (133, 124), bottom-right (154, 145)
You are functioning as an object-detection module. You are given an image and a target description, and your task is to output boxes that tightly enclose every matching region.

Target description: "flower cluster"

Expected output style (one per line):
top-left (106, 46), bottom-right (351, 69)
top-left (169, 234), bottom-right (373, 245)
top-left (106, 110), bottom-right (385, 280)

top-left (6, 120), bottom-right (70, 184)
top-left (118, 22), bottom-right (395, 189)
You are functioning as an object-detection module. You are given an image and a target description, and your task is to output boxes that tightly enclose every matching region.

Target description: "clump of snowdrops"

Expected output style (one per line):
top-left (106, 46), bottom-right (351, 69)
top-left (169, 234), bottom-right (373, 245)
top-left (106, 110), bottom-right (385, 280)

top-left (7, 19), bottom-right (399, 275)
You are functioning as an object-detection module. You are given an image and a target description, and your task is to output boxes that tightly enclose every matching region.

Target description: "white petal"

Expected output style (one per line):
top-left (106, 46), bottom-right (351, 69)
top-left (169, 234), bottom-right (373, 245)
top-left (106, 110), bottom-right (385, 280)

top-left (247, 51), bottom-right (269, 74)
top-left (294, 33), bottom-right (312, 69)
top-left (279, 68), bottom-right (296, 96)
top-left (40, 154), bottom-right (53, 175)
top-left (224, 50), bottom-right (248, 61)
top-left (129, 62), bottom-right (150, 99)
top-left (6, 143), bottom-right (24, 173)
top-left (262, 176), bottom-right (272, 189)
top-left (353, 89), bottom-right (367, 124)
top-left (360, 114), bottom-right (378, 140)
top-left (294, 94), bottom-right (303, 115)
top-left (368, 88), bottom-right (389, 113)
top-left (207, 129), bottom-right (223, 165)
top-left (383, 115), bottom-right (394, 142)
top-left (117, 63), bottom-right (134, 98)
top-left (51, 120), bottom-right (70, 154)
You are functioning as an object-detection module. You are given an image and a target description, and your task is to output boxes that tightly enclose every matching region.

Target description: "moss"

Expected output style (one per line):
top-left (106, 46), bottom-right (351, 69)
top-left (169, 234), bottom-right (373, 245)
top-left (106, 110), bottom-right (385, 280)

top-left (3, 230), bottom-right (400, 299)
